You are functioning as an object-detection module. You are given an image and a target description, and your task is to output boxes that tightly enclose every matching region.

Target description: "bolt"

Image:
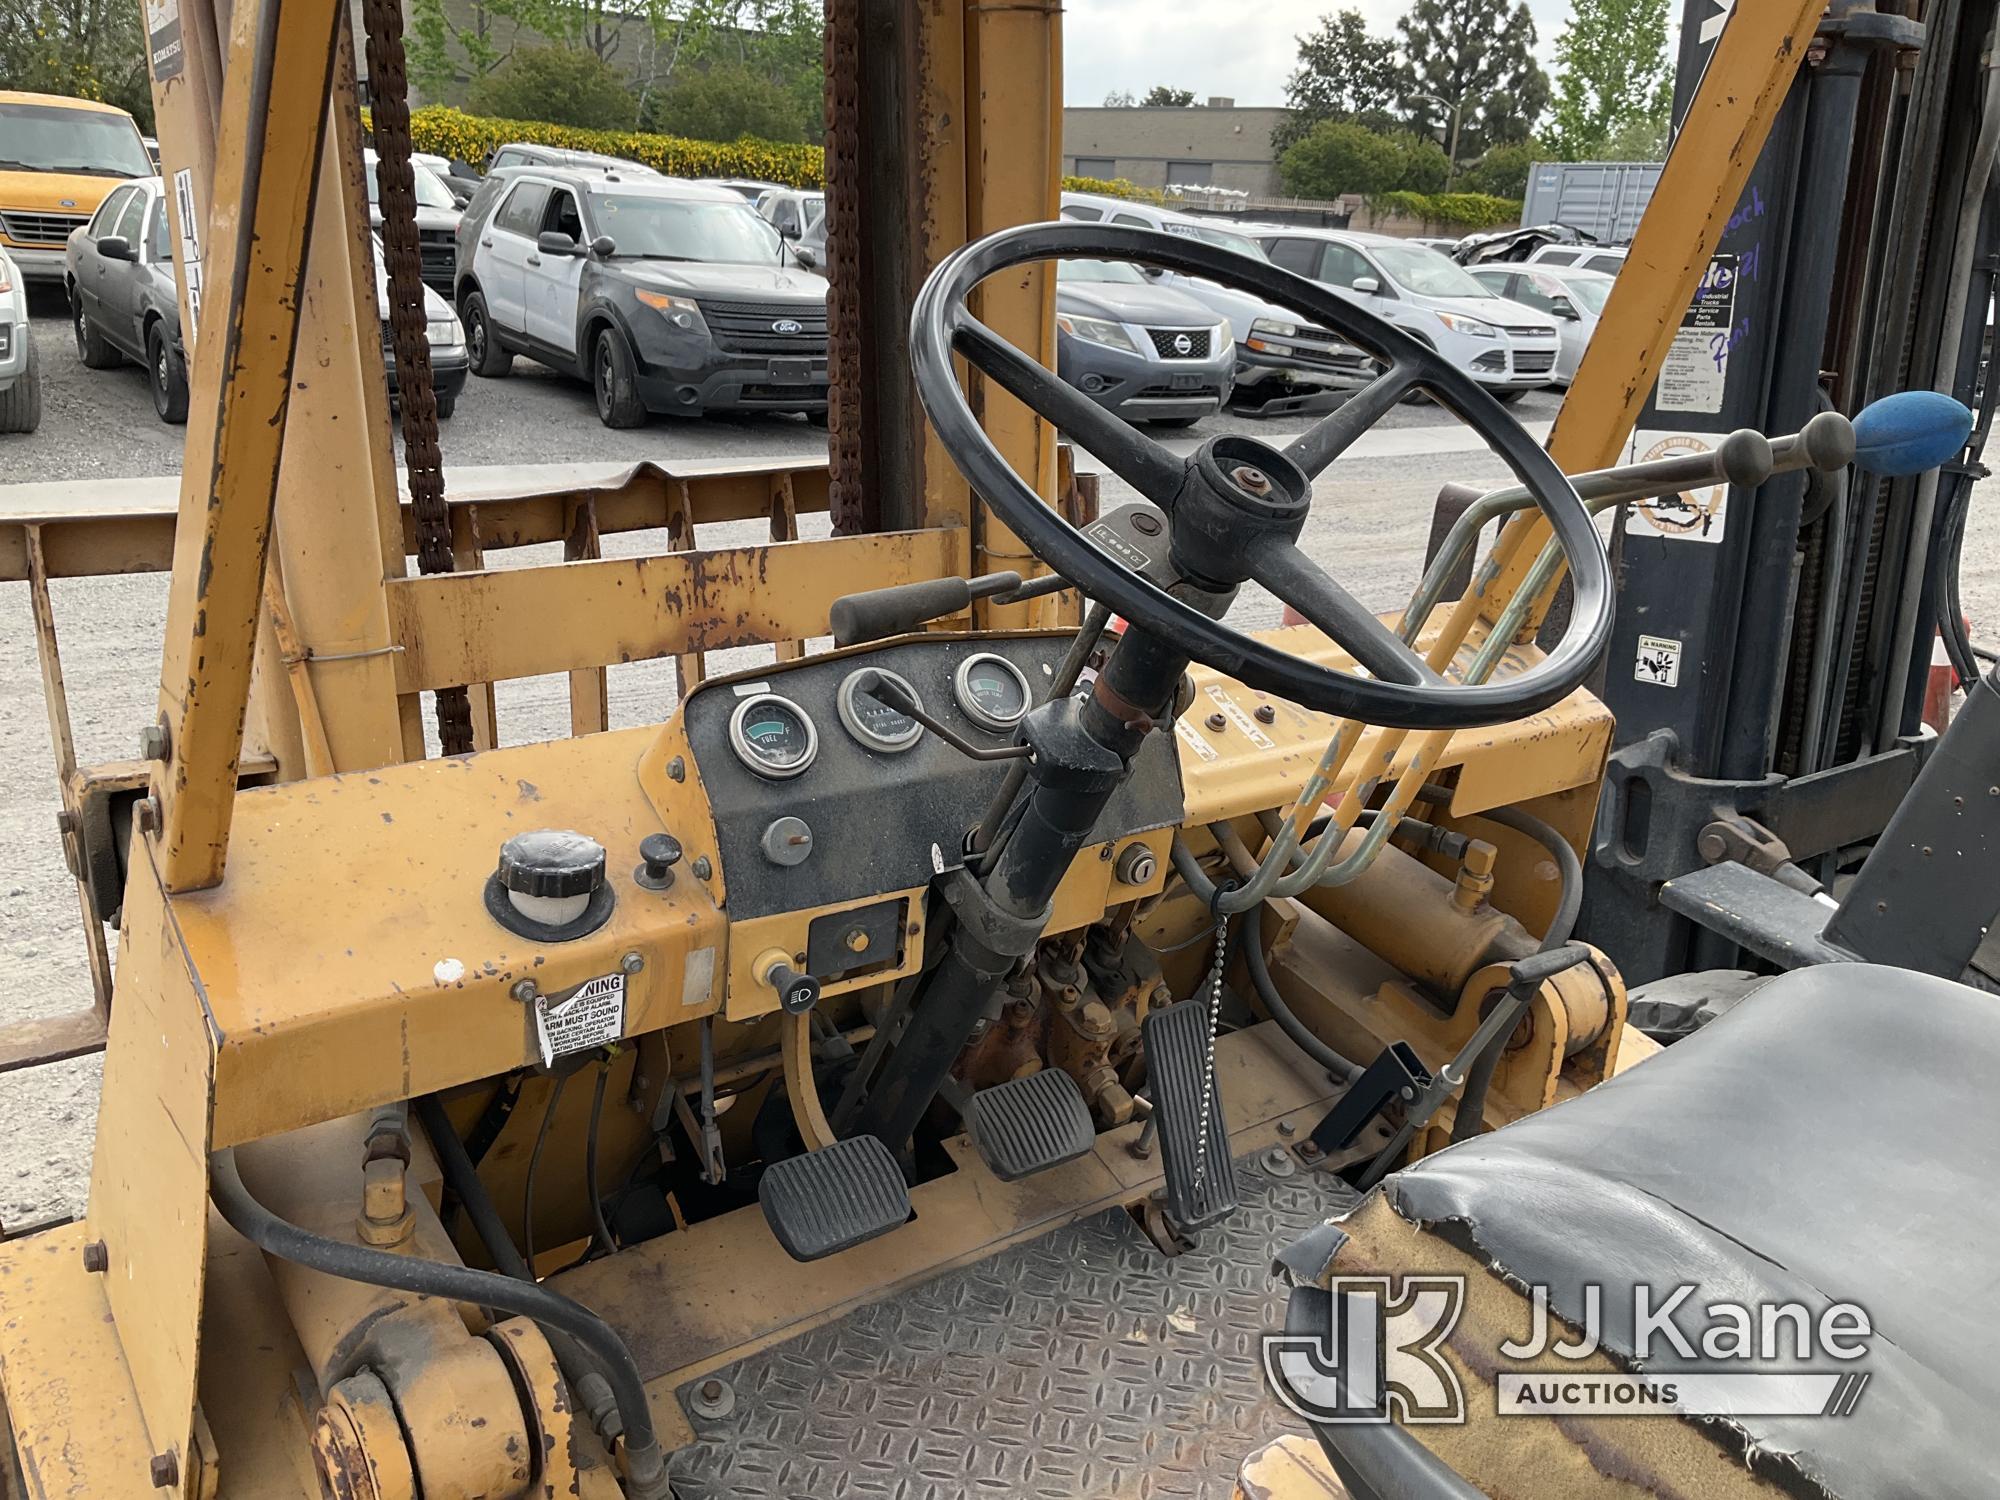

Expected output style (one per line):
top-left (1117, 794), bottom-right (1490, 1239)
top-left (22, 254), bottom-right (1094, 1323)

top-left (1260, 1147), bottom-right (1297, 1178)
top-left (1205, 712), bottom-right (1227, 732)
top-left (688, 1374), bottom-right (735, 1419)
top-left (1697, 829), bottom-right (1728, 862)
top-left (668, 756), bottom-right (686, 782)
top-left (135, 795), bottom-right (161, 835)
top-left (138, 719), bottom-right (169, 762)
top-left (1254, 703), bottom-right (1276, 724)
top-left (1297, 1140), bottom-right (1323, 1161)
top-left (1230, 464), bottom-right (1273, 496)
top-left (151, 1450), bottom-right (179, 1488)
top-left (511, 979), bottom-right (540, 1004)
top-left (1276, 1119), bottom-right (1295, 1139)
top-left (692, 855), bottom-right (712, 881)
top-left (1876, 901), bottom-right (1888, 914)
top-left (82, 1239), bottom-right (107, 1273)
top-left (1130, 511), bottom-right (1163, 536)
top-left (621, 951), bottom-right (645, 975)
top-left (1399, 1085), bottom-right (1415, 1102)
top-left (701, 1379), bottom-right (723, 1401)
top-left (845, 927), bottom-right (870, 953)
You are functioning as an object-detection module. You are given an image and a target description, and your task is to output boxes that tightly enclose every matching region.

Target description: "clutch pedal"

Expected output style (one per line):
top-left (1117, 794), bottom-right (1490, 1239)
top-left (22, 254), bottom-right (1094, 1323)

top-left (758, 1135), bottom-right (911, 1262)
top-left (963, 1069), bottom-right (1096, 1181)
top-left (1141, 998), bottom-right (1241, 1229)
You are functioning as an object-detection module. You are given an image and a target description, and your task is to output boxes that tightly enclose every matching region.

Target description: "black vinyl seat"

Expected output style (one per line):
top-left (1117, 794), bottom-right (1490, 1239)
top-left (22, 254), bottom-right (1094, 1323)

top-left (1296, 964), bottom-right (2000, 1499)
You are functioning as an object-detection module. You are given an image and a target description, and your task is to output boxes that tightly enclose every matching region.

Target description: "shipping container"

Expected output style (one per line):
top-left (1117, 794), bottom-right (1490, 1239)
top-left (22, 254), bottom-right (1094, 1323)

top-left (1521, 161), bottom-right (1664, 243)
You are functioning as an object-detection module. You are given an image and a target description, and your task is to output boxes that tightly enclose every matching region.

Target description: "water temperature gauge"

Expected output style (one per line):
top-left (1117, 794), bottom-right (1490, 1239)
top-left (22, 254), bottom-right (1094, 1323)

top-left (953, 652), bottom-right (1032, 732)
top-left (728, 692), bottom-right (818, 779)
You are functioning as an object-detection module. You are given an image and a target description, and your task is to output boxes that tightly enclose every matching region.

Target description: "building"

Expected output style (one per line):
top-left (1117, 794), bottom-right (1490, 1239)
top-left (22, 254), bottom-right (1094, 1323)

top-left (1062, 102), bottom-right (1292, 196)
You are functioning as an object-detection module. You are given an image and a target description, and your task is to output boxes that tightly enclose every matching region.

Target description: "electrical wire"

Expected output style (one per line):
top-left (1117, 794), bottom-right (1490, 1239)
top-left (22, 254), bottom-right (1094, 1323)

top-left (522, 1071), bottom-right (567, 1274)
top-left (585, 1058), bottom-right (616, 1258)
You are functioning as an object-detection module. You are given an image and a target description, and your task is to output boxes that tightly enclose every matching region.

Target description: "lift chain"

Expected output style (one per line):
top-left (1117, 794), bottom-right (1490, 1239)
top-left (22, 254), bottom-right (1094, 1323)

top-left (361, 0), bottom-right (475, 755)
top-left (822, 0), bottom-right (863, 531)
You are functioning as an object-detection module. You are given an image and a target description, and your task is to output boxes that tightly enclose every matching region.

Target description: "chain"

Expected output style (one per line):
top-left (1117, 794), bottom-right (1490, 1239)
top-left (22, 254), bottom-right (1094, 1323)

top-left (1191, 911), bottom-right (1230, 1193)
top-left (361, 0), bottom-right (475, 755)
top-left (822, 0), bottom-right (864, 533)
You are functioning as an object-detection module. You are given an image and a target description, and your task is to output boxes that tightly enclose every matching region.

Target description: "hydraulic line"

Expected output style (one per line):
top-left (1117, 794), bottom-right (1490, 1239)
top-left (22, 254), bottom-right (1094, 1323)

top-left (209, 1148), bottom-right (671, 1498)
top-left (585, 1060), bottom-right (617, 1257)
top-left (522, 1072), bottom-right (567, 1273)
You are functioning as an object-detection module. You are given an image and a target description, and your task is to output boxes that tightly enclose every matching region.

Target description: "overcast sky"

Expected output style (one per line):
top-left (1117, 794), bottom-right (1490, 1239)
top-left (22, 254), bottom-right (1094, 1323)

top-left (1063, 0), bottom-right (1577, 108)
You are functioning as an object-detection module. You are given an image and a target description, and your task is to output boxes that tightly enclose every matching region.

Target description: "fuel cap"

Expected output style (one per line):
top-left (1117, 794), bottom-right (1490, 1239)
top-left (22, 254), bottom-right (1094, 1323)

top-left (489, 830), bottom-right (613, 939)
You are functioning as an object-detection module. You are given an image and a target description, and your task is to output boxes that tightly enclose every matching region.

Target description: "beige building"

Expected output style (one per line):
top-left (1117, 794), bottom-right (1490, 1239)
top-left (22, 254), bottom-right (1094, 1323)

top-left (1062, 103), bottom-right (1293, 196)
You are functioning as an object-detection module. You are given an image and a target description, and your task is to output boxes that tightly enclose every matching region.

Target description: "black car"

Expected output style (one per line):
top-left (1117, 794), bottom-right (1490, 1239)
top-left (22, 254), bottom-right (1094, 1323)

top-left (455, 168), bottom-right (829, 426)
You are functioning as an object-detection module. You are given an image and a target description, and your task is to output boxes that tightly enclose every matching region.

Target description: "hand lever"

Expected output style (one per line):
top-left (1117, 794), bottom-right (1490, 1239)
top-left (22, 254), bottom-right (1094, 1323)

top-left (829, 570), bottom-right (1073, 646)
top-left (860, 672), bottom-right (1032, 762)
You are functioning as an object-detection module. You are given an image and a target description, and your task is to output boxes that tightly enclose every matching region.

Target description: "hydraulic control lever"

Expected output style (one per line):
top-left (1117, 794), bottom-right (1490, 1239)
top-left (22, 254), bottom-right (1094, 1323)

top-left (830, 569), bottom-right (1072, 646)
top-left (860, 672), bottom-right (1032, 762)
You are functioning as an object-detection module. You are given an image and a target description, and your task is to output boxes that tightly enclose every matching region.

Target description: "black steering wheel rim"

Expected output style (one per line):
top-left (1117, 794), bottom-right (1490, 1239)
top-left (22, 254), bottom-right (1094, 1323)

top-left (908, 220), bottom-right (1615, 732)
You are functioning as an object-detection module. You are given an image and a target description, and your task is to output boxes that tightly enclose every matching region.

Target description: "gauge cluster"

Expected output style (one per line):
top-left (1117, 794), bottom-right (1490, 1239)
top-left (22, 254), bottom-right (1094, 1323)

top-left (681, 635), bottom-right (1184, 921)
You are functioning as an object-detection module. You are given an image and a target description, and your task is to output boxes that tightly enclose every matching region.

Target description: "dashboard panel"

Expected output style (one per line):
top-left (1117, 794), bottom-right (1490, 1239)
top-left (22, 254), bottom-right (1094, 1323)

top-left (680, 633), bottom-right (1185, 922)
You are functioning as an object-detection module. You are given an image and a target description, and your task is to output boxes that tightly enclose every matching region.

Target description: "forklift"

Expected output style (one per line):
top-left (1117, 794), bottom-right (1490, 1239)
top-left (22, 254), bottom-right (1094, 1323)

top-left (0, 0), bottom-right (1994, 1496)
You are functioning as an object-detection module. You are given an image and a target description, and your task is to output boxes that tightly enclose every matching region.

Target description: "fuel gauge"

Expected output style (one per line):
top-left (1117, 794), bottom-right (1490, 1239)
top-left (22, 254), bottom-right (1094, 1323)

top-left (728, 693), bottom-right (819, 779)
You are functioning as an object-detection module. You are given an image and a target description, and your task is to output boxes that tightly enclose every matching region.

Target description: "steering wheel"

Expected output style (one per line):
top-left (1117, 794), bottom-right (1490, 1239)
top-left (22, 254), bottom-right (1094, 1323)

top-left (908, 221), bottom-right (1615, 731)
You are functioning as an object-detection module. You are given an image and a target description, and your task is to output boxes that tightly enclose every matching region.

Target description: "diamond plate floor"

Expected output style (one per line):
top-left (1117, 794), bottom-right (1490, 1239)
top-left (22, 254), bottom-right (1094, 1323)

top-left (668, 1153), bottom-right (1358, 1499)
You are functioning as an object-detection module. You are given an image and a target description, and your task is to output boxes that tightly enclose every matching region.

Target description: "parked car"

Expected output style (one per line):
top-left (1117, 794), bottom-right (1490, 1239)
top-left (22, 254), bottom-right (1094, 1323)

top-left (66, 176), bottom-right (465, 422)
top-left (363, 150), bottom-right (461, 292)
top-left (1060, 192), bottom-right (1370, 413)
top-left (1527, 242), bottom-right (1628, 275)
top-left (414, 151), bottom-right (480, 208)
top-left (1054, 258), bottom-right (1233, 427)
top-left (455, 169), bottom-right (829, 426)
top-left (702, 177), bottom-right (784, 202)
top-left (485, 143), bottom-right (658, 177)
top-left (0, 246), bottom-right (39, 433)
top-left (65, 175), bottom-right (190, 422)
top-left (1247, 225), bottom-right (1560, 401)
top-left (0, 91), bottom-right (154, 283)
top-left (1469, 263), bottom-right (1614, 385)
top-left (755, 187), bottom-right (826, 268)
top-left (1455, 222), bottom-right (1600, 266)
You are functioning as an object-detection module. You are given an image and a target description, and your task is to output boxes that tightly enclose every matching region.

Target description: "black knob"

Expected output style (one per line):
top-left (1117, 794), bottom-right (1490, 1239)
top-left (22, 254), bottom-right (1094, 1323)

top-left (636, 832), bottom-right (683, 890)
top-left (764, 960), bottom-right (820, 1015)
top-left (497, 830), bottom-right (606, 898)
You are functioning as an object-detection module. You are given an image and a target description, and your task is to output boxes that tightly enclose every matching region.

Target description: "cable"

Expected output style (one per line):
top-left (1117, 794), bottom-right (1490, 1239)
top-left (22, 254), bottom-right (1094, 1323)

top-left (1241, 911), bottom-right (1364, 1086)
top-left (585, 1059), bottom-right (616, 1258)
top-left (208, 1148), bottom-right (671, 1499)
top-left (523, 1071), bottom-right (567, 1274)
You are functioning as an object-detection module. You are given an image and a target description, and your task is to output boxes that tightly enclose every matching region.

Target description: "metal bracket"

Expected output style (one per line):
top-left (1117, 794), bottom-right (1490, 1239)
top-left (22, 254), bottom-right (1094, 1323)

top-left (1306, 1042), bottom-right (1431, 1157)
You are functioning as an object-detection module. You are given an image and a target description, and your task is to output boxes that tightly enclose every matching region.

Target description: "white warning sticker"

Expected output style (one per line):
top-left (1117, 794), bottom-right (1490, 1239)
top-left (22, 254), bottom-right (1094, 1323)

top-left (1174, 717), bottom-right (1218, 762)
top-left (173, 167), bottom-right (203, 345)
top-left (1204, 684), bottom-right (1275, 750)
top-left (534, 972), bottom-right (625, 1066)
top-left (1635, 634), bottom-right (1684, 688)
top-left (1656, 253), bottom-right (1737, 414)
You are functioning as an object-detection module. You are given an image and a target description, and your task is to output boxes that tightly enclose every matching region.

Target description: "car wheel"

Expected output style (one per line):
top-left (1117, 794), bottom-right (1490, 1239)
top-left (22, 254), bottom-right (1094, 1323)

top-left (462, 291), bottom-right (511, 378)
top-left (1495, 388), bottom-right (1530, 405)
top-left (592, 327), bottom-right (647, 428)
top-left (0, 329), bottom-right (41, 434)
top-left (1148, 415), bottom-right (1202, 430)
top-left (147, 324), bottom-right (189, 424)
top-left (436, 395), bottom-right (456, 419)
top-left (72, 293), bottom-right (118, 370)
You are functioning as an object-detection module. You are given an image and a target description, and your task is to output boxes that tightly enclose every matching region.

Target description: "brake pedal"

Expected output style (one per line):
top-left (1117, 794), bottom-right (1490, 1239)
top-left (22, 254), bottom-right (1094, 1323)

top-left (758, 1135), bottom-right (911, 1262)
top-left (1142, 998), bottom-right (1240, 1229)
top-left (963, 1069), bottom-right (1096, 1181)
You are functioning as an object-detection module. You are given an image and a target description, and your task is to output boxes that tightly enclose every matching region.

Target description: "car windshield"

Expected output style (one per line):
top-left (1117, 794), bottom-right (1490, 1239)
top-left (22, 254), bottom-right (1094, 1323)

top-left (0, 101), bottom-right (151, 178)
top-left (589, 193), bottom-right (783, 262)
top-left (1562, 275), bottom-right (1613, 314)
top-left (1058, 258), bottom-right (1147, 284)
top-left (1163, 221), bottom-right (1270, 261)
top-left (365, 158), bottom-right (458, 210)
top-left (1370, 242), bottom-right (1493, 299)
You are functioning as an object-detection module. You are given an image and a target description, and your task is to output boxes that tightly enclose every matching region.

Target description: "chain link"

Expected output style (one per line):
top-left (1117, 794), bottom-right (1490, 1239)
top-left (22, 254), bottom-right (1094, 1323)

top-left (1191, 912), bottom-right (1230, 1193)
top-left (361, 0), bottom-right (474, 755)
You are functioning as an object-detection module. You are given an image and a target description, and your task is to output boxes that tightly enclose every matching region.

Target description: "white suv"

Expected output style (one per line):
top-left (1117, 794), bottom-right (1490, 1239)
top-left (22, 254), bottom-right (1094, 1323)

top-left (1248, 226), bottom-right (1561, 399)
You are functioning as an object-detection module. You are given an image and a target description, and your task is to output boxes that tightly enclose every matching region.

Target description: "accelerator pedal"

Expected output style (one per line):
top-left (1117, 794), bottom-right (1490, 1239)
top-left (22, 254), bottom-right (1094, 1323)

top-left (963, 1069), bottom-right (1096, 1181)
top-left (1142, 998), bottom-right (1241, 1229)
top-left (758, 1135), bottom-right (911, 1262)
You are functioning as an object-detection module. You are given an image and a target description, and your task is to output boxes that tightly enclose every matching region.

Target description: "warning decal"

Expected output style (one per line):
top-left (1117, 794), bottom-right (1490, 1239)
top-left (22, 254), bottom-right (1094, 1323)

top-left (1624, 431), bottom-right (1729, 543)
top-left (534, 972), bottom-right (625, 1066)
top-left (1635, 634), bottom-right (1684, 688)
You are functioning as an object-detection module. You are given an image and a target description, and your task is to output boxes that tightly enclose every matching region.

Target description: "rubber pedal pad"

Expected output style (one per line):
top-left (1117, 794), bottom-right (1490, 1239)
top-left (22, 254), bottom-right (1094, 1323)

top-left (963, 1068), bottom-right (1097, 1181)
top-left (1141, 997), bottom-right (1241, 1229)
top-left (758, 1134), bottom-right (911, 1261)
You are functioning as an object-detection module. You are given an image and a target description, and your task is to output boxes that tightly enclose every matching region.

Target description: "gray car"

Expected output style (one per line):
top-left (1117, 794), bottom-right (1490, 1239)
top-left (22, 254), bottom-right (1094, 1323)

top-left (365, 150), bottom-right (462, 293)
top-left (1054, 259), bottom-right (1234, 427)
top-left (64, 175), bottom-right (189, 422)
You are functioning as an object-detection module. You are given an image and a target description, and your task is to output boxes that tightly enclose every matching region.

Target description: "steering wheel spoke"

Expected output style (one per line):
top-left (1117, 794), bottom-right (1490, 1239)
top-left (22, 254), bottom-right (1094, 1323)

top-left (1251, 539), bottom-right (1439, 686)
top-left (1284, 360), bottom-right (1417, 478)
top-left (952, 313), bottom-right (1188, 505)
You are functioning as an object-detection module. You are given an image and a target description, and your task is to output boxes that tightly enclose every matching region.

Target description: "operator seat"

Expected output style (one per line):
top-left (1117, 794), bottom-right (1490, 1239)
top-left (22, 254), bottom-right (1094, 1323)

top-left (1278, 964), bottom-right (2000, 1499)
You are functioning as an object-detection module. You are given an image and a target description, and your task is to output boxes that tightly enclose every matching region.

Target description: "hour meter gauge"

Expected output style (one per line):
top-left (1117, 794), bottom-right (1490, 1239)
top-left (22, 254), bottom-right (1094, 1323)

top-left (837, 667), bottom-right (924, 752)
top-left (728, 693), bottom-right (819, 779)
top-left (953, 653), bottom-right (1032, 732)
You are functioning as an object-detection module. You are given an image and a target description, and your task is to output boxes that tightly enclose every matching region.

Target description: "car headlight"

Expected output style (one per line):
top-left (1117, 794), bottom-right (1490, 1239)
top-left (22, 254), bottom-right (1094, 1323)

top-left (1250, 317), bottom-right (1298, 339)
top-left (1056, 314), bottom-right (1138, 352)
top-left (636, 289), bottom-right (705, 329)
top-left (1213, 319), bottom-right (1233, 351)
top-left (426, 315), bottom-right (464, 347)
top-left (1434, 312), bottom-right (1498, 338)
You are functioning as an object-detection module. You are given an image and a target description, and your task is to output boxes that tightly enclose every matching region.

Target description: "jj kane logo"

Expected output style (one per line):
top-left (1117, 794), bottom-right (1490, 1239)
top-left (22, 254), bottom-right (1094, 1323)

top-left (1265, 1277), bottom-right (1874, 1425)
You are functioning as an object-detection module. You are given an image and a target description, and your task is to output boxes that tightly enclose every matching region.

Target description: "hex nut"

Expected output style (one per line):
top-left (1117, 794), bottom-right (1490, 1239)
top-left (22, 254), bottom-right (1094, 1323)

top-left (82, 1239), bottom-right (108, 1273)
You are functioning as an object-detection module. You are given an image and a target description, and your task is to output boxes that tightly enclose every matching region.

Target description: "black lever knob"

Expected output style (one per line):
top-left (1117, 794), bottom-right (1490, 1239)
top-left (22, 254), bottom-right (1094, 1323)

top-left (636, 832), bottom-right (682, 890)
top-left (763, 958), bottom-right (820, 1015)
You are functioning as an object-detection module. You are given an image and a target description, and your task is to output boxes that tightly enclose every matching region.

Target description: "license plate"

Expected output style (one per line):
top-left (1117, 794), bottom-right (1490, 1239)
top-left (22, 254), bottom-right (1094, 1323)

top-left (769, 358), bottom-right (812, 383)
top-left (1169, 372), bottom-right (1203, 390)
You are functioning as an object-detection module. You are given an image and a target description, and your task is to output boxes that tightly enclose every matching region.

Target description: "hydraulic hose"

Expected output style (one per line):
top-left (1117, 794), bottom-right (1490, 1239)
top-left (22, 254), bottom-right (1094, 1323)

top-left (209, 1147), bottom-right (671, 1499)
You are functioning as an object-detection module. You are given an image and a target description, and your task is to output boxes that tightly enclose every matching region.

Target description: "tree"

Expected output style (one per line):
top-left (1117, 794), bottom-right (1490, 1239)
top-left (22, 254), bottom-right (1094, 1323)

top-left (466, 44), bottom-right (636, 128)
top-left (1386, 131), bottom-right (1450, 193)
top-left (1102, 88), bottom-right (1137, 107)
top-left (1602, 110), bottom-right (1669, 160)
top-left (1398, 0), bottom-right (1550, 182)
top-left (0, 0), bottom-right (153, 130)
top-left (1458, 138), bottom-right (1544, 196)
top-left (1279, 120), bottom-right (1403, 198)
top-left (1549, 0), bottom-right (1671, 159)
top-left (1141, 85), bottom-right (1196, 107)
top-left (1275, 10), bottom-right (1400, 151)
top-left (646, 61), bottom-right (796, 140)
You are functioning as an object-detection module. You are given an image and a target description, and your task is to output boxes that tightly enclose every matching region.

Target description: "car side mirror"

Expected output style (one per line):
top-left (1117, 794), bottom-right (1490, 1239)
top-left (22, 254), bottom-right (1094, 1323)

top-left (1552, 298), bottom-right (1581, 321)
top-left (98, 235), bottom-right (136, 262)
top-left (1351, 276), bottom-right (1380, 295)
top-left (537, 230), bottom-right (580, 256)
top-left (590, 234), bottom-right (616, 258)
top-left (1140, 265), bottom-right (1165, 279)
top-left (777, 222), bottom-right (800, 240)
top-left (790, 245), bottom-right (817, 270)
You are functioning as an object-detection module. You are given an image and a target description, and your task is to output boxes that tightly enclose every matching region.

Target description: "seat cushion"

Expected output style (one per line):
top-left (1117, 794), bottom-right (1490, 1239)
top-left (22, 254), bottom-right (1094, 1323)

top-left (1383, 963), bottom-right (2000, 1500)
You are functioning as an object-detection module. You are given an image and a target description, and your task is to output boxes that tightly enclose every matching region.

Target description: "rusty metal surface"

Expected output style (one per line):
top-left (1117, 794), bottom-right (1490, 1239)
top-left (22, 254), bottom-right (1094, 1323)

top-left (822, 0), bottom-right (864, 532)
top-left (666, 1152), bottom-right (1358, 1499)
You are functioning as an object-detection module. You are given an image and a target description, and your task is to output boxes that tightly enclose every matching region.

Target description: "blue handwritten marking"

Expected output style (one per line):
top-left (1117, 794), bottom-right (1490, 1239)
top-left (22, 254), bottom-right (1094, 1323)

top-left (1726, 185), bottom-right (1766, 234)
top-left (1709, 316), bottom-right (1751, 371)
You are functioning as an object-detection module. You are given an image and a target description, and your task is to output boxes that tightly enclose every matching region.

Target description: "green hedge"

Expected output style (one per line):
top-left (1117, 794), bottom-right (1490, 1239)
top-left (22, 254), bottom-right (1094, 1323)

top-left (1369, 190), bottom-right (1521, 230)
top-left (1058, 175), bottom-right (1165, 204)
top-left (401, 106), bottom-right (825, 185)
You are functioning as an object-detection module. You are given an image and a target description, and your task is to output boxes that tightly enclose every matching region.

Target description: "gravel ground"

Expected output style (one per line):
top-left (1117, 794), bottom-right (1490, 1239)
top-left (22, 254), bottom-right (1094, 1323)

top-left (4, 282), bottom-right (1996, 1229)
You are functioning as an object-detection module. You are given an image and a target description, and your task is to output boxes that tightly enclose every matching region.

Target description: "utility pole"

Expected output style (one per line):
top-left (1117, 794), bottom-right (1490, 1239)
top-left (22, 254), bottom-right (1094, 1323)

top-left (1414, 89), bottom-right (1482, 188)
